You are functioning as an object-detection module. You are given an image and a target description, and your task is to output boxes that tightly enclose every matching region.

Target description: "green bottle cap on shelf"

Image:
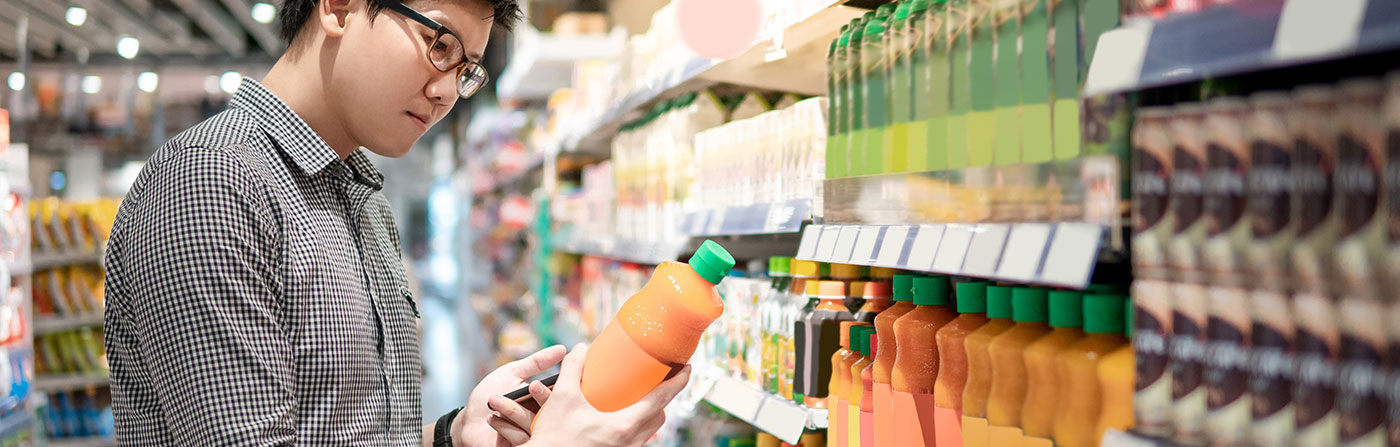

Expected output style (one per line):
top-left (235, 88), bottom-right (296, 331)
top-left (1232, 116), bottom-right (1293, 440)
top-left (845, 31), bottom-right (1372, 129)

top-left (1011, 287), bottom-right (1049, 323)
top-left (1048, 290), bottom-right (1084, 328)
top-left (893, 274), bottom-right (916, 302)
top-left (894, 1), bottom-right (912, 20)
top-left (876, 3), bottom-right (897, 17)
top-left (912, 276), bottom-right (949, 306)
top-left (910, 0), bottom-right (931, 13)
top-left (1125, 296), bottom-right (1134, 337)
top-left (688, 240), bottom-right (735, 285)
top-left (839, 29), bottom-right (852, 47)
top-left (858, 326), bottom-right (874, 355)
top-left (987, 285), bottom-right (1013, 319)
top-left (864, 17), bottom-right (887, 36)
top-left (848, 324), bottom-right (862, 349)
top-left (1083, 294), bottom-right (1127, 335)
top-left (955, 281), bottom-right (988, 313)
top-left (769, 257), bottom-right (790, 276)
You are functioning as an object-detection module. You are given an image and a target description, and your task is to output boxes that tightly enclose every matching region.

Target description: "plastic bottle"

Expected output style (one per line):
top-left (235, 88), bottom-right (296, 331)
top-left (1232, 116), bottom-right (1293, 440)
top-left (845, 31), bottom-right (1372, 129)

top-left (845, 14), bottom-right (870, 178)
top-left (849, 326), bottom-right (877, 447)
top-left (831, 321), bottom-right (871, 447)
top-left (578, 240), bottom-right (734, 412)
top-left (1097, 296), bottom-right (1135, 440)
top-left (955, 285), bottom-right (1015, 447)
top-left (796, 278), bottom-right (822, 404)
top-left (861, 8), bottom-right (894, 174)
top-left (1020, 290), bottom-right (1085, 447)
top-left (853, 281), bottom-right (892, 323)
top-left (803, 281), bottom-right (854, 407)
top-left (873, 275), bottom-right (919, 447)
top-left (785, 260), bottom-right (822, 402)
top-left (905, 0), bottom-right (932, 171)
top-left (890, 275), bottom-right (959, 447)
top-left (886, 1), bottom-right (913, 174)
top-left (1052, 294), bottom-right (1127, 447)
top-left (922, 281), bottom-right (989, 446)
top-left (986, 287), bottom-right (1052, 446)
top-left (827, 26), bottom-right (850, 180)
top-left (831, 264), bottom-right (867, 313)
top-left (860, 331), bottom-right (879, 447)
top-left (764, 257), bottom-right (793, 394)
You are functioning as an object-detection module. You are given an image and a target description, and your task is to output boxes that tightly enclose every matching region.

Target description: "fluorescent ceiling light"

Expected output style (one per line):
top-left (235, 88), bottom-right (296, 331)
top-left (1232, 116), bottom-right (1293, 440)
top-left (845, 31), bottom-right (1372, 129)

top-left (220, 71), bottom-right (241, 94)
top-left (251, 3), bottom-right (277, 24)
top-left (6, 73), bottom-right (23, 91)
top-left (82, 75), bottom-right (102, 94)
top-left (117, 36), bottom-right (140, 59)
top-left (137, 72), bottom-right (159, 93)
top-left (66, 7), bottom-right (87, 26)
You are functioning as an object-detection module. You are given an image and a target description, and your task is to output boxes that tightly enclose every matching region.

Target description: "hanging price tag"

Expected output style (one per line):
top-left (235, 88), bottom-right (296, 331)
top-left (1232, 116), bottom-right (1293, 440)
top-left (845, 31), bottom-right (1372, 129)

top-left (875, 226), bottom-right (912, 267)
top-left (931, 224), bottom-right (975, 274)
top-left (905, 224), bottom-right (946, 271)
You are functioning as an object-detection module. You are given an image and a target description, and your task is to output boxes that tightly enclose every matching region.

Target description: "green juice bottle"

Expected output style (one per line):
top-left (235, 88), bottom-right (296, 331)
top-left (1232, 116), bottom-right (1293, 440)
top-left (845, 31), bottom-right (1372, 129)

top-left (862, 15), bottom-right (891, 177)
top-left (847, 15), bottom-right (871, 177)
top-left (906, 0), bottom-right (933, 172)
top-left (991, 0), bottom-right (1021, 167)
top-left (946, 0), bottom-right (971, 171)
top-left (828, 26), bottom-right (851, 179)
top-left (967, 0), bottom-right (996, 167)
top-left (887, 2), bottom-right (913, 174)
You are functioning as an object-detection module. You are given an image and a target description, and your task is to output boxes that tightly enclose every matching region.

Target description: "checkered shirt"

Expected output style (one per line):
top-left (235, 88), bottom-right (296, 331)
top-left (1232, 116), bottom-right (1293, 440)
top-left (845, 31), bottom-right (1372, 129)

top-left (103, 78), bottom-right (424, 446)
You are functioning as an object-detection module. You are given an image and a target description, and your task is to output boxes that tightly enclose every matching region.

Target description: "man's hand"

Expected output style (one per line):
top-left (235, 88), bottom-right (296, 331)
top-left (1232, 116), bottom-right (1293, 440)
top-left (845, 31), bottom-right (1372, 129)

top-left (518, 344), bottom-right (691, 447)
top-left (452, 345), bottom-right (567, 447)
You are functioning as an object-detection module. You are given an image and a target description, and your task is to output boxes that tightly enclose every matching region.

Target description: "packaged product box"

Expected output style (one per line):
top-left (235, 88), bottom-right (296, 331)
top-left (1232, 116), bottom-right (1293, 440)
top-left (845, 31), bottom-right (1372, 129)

top-left (1201, 97), bottom-right (1252, 446)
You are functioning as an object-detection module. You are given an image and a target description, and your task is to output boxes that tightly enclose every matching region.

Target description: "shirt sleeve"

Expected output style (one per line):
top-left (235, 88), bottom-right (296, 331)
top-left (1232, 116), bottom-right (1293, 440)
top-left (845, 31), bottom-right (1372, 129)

top-left (108, 146), bottom-right (293, 446)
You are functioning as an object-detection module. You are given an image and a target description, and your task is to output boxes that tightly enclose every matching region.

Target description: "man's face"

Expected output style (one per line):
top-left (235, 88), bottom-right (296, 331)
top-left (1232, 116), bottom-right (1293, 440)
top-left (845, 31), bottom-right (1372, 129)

top-left (329, 0), bottom-right (493, 158)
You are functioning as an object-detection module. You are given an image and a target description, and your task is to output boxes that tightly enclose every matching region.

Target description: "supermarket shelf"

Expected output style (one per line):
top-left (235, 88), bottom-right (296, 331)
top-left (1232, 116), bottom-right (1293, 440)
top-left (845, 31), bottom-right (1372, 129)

top-left (1084, 0), bottom-right (1400, 95)
top-left (47, 436), bottom-right (118, 447)
top-left (683, 199), bottom-right (811, 237)
top-left (795, 222), bottom-right (1107, 289)
top-left (552, 233), bottom-right (688, 265)
top-left (32, 246), bottom-right (104, 271)
top-left (702, 374), bottom-right (826, 444)
top-left (562, 0), bottom-right (864, 154)
top-left (34, 373), bottom-right (109, 393)
top-left (497, 28), bottom-right (623, 100)
top-left (34, 314), bottom-right (104, 334)
top-left (0, 412), bottom-right (30, 440)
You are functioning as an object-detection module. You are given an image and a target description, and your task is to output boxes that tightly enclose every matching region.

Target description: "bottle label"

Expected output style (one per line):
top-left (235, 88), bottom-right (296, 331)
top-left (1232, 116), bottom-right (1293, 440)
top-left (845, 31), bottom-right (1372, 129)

top-left (892, 391), bottom-right (937, 447)
top-left (1338, 296), bottom-right (1387, 446)
top-left (1204, 143), bottom-right (1247, 238)
top-left (1205, 286), bottom-right (1251, 445)
top-left (987, 425), bottom-right (1023, 447)
top-left (1021, 436), bottom-right (1054, 447)
top-left (1336, 133), bottom-right (1380, 239)
top-left (875, 383), bottom-right (896, 447)
top-left (1133, 136), bottom-right (1172, 235)
top-left (832, 397), bottom-right (848, 447)
top-left (850, 404), bottom-right (862, 447)
top-left (1173, 140), bottom-right (1206, 234)
top-left (861, 410), bottom-right (876, 447)
top-left (1249, 289), bottom-right (1295, 445)
top-left (962, 415), bottom-right (989, 447)
top-left (1171, 281), bottom-right (1208, 442)
top-left (934, 405), bottom-right (964, 447)
top-left (1292, 291), bottom-right (1340, 445)
top-left (1133, 279), bottom-right (1173, 435)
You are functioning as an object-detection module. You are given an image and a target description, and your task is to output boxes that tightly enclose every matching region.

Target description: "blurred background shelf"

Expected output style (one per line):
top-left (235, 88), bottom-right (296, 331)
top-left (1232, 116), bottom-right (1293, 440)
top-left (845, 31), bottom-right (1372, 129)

top-left (34, 314), bottom-right (104, 335)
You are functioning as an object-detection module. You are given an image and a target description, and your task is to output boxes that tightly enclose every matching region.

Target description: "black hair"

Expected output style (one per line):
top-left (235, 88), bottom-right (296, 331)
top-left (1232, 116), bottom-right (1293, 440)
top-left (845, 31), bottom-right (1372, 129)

top-left (278, 0), bottom-right (523, 45)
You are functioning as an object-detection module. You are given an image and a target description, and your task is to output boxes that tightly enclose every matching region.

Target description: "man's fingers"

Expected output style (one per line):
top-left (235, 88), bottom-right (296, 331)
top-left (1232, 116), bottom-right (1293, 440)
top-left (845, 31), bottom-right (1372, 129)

top-left (528, 380), bottom-right (551, 406)
top-left (503, 345), bottom-right (567, 379)
top-left (622, 364), bottom-right (692, 417)
top-left (553, 344), bottom-right (588, 393)
top-left (486, 415), bottom-right (531, 446)
top-left (488, 395), bottom-right (537, 434)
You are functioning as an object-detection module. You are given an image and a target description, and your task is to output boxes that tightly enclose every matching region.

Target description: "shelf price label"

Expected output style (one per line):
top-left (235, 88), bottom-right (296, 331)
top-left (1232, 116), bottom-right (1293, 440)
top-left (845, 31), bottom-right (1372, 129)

top-left (996, 223), bottom-right (1054, 282)
top-left (1274, 0), bottom-right (1366, 62)
top-left (1038, 223), bottom-right (1105, 288)
top-left (796, 225), bottom-right (822, 260)
top-left (815, 226), bottom-right (842, 261)
top-left (931, 224), bottom-right (974, 274)
top-left (875, 226), bottom-right (912, 267)
top-left (962, 224), bottom-right (1011, 277)
top-left (905, 225), bottom-right (946, 271)
top-left (832, 226), bottom-right (861, 263)
top-left (851, 226), bottom-right (884, 265)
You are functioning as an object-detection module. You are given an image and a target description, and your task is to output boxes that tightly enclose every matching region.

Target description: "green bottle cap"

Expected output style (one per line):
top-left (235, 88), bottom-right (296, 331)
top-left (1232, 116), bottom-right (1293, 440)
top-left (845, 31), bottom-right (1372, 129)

top-left (848, 324), bottom-right (865, 349)
top-left (864, 17), bottom-right (887, 36)
top-left (893, 274), bottom-right (916, 302)
top-left (894, 1), bottom-right (913, 20)
top-left (1083, 294), bottom-right (1127, 335)
top-left (839, 31), bottom-right (851, 47)
top-left (910, 0), bottom-right (931, 13)
top-left (688, 240), bottom-right (735, 285)
top-left (1011, 287), bottom-right (1049, 323)
top-left (768, 257), bottom-right (790, 276)
top-left (955, 281), bottom-right (988, 313)
top-left (912, 276), bottom-right (949, 306)
top-left (1125, 296), bottom-right (1134, 337)
top-left (858, 326), bottom-right (875, 355)
top-left (987, 285), bottom-right (1013, 319)
top-left (1048, 290), bottom-right (1084, 328)
top-left (876, 4), bottom-right (897, 17)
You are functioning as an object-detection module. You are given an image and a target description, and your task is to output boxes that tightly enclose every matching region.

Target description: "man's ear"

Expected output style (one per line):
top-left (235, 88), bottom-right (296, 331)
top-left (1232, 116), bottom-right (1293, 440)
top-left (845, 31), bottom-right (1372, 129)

top-left (318, 0), bottom-right (357, 38)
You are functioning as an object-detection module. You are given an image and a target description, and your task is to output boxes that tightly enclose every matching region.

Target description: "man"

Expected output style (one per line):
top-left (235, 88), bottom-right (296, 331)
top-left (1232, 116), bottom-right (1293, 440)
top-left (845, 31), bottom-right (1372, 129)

top-left (101, 0), bottom-right (688, 445)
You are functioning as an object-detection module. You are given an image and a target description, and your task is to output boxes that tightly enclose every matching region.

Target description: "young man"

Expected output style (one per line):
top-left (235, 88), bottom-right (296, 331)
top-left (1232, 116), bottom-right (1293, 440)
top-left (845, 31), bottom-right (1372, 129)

top-left (101, 0), bottom-right (687, 446)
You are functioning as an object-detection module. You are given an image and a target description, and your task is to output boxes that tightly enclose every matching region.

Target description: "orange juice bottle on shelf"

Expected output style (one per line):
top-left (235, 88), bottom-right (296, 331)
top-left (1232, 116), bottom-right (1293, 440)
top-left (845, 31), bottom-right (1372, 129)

top-left (850, 326), bottom-right (877, 447)
top-left (832, 322), bottom-right (873, 447)
top-left (1020, 290), bottom-right (1085, 447)
top-left (986, 287), bottom-right (1052, 446)
top-left (926, 281), bottom-right (991, 446)
top-left (854, 281), bottom-right (893, 323)
top-left (1097, 296), bottom-right (1135, 440)
top-left (873, 274), bottom-right (920, 447)
top-left (955, 285), bottom-right (1016, 447)
top-left (1053, 293), bottom-right (1128, 447)
top-left (861, 331), bottom-right (880, 447)
top-left (832, 263), bottom-right (868, 312)
top-left (890, 277), bottom-right (972, 447)
top-left (579, 240), bottom-right (734, 412)
top-left (805, 281), bottom-right (855, 408)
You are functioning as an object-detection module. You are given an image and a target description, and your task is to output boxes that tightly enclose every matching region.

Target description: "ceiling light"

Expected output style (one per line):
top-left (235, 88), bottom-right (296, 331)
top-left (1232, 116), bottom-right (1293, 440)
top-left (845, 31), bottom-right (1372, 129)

top-left (6, 73), bottom-right (23, 91)
top-left (137, 72), bottom-right (159, 93)
top-left (66, 7), bottom-right (87, 26)
top-left (81, 75), bottom-right (102, 94)
top-left (204, 75), bottom-right (220, 94)
top-left (220, 71), bottom-right (241, 94)
top-left (251, 3), bottom-right (277, 24)
top-left (117, 36), bottom-right (140, 59)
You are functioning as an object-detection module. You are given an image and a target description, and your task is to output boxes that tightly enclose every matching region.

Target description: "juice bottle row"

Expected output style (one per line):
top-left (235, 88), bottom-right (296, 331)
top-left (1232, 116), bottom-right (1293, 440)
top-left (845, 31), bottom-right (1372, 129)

top-left (824, 0), bottom-right (1129, 179)
top-left (701, 256), bottom-right (1133, 447)
top-left (42, 389), bottom-right (113, 441)
top-left (1130, 73), bottom-right (1400, 446)
top-left (33, 266), bottom-right (104, 317)
top-left (35, 328), bottom-right (106, 376)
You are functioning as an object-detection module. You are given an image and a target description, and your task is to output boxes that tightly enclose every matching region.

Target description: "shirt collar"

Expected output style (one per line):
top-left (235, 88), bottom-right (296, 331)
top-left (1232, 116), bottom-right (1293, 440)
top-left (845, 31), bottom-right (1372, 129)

top-left (227, 78), bottom-right (384, 190)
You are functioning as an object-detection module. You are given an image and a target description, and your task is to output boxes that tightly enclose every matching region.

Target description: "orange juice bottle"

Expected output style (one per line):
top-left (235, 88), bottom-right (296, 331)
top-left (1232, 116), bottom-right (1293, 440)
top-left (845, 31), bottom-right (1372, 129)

top-left (805, 281), bottom-right (855, 408)
top-left (832, 322), bottom-right (872, 447)
top-left (873, 274), bottom-right (919, 446)
top-left (832, 263), bottom-right (868, 312)
top-left (929, 281), bottom-right (992, 447)
top-left (854, 281), bottom-right (893, 323)
top-left (1097, 296), bottom-right (1135, 440)
top-left (579, 240), bottom-right (733, 411)
top-left (850, 326), bottom-right (877, 447)
top-left (1052, 293), bottom-right (1127, 447)
top-left (957, 285), bottom-right (1016, 447)
top-left (890, 275), bottom-right (959, 446)
top-left (1020, 290), bottom-right (1085, 447)
top-left (861, 331), bottom-right (879, 447)
top-left (986, 287), bottom-right (1052, 446)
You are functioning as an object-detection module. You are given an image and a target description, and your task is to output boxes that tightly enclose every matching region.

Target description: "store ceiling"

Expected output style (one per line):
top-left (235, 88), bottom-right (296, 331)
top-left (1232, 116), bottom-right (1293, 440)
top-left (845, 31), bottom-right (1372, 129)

top-left (0, 0), bottom-right (283, 62)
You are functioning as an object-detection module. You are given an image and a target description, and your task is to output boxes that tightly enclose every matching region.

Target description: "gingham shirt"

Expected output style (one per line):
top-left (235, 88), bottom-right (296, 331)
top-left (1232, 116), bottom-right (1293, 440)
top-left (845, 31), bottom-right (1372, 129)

top-left (104, 78), bottom-right (424, 446)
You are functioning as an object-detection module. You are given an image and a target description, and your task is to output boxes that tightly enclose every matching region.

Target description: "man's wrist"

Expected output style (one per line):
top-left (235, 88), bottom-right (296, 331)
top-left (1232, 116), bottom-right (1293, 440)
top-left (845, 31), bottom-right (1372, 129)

top-left (434, 406), bottom-right (463, 447)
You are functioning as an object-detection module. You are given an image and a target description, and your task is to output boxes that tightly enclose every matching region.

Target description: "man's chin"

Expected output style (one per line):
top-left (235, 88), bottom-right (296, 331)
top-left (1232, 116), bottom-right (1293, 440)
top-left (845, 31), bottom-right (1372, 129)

top-left (363, 140), bottom-right (415, 159)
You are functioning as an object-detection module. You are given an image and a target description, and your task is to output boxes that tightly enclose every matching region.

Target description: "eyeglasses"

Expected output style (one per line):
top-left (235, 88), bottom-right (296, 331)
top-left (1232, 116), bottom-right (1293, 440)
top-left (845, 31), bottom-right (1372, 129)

top-left (373, 0), bottom-right (488, 98)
